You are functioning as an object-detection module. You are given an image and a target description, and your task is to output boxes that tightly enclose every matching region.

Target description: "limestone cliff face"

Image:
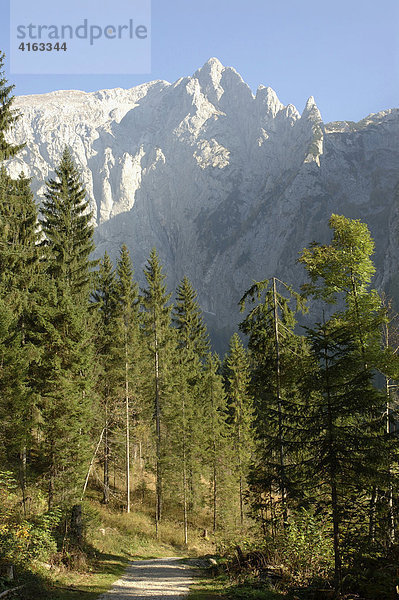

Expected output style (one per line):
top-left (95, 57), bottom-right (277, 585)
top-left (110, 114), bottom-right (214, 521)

top-left (6, 59), bottom-right (399, 348)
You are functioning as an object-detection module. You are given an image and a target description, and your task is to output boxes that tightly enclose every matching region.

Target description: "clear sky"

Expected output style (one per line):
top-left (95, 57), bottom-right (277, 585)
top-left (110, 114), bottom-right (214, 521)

top-left (0, 0), bottom-right (398, 123)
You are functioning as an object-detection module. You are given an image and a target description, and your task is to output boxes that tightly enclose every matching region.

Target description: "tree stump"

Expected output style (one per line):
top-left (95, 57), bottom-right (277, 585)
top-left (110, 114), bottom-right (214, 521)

top-left (70, 504), bottom-right (83, 546)
top-left (0, 563), bottom-right (14, 580)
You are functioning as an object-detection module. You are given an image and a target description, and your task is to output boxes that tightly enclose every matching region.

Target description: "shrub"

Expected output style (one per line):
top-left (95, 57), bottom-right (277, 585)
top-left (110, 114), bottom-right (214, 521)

top-left (275, 509), bottom-right (333, 586)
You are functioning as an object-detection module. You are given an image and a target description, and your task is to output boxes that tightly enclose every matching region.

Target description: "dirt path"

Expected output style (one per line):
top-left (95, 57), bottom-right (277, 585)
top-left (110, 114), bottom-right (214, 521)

top-left (98, 557), bottom-right (194, 599)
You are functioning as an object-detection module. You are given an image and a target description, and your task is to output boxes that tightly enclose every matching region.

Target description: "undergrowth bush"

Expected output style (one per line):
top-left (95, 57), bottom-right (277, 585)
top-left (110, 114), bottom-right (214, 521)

top-left (275, 509), bottom-right (333, 586)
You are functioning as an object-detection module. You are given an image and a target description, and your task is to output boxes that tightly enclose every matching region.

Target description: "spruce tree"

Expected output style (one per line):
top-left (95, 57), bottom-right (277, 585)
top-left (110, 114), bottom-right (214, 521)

top-left (41, 147), bottom-right (96, 295)
top-left (0, 50), bottom-right (39, 506)
top-left (35, 282), bottom-right (97, 509)
top-left (141, 249), bottom-right (172, 529)
top-left (0, 170), bottom-right (41, 510)
top-left (114, 245), bottom-right (141, 513)
top-left (304, 319), bottom-right (387, 596)
top-left (240, 278), bottom-right (307, 527)
top-left (224, 333), bottom-right (253, 525)
top-left (92, 252), bottom-right (118, 504)
top-left (202, 353), bottom-right (230, 532)
top-left (36, 149), bottom-right (97, 508)
top-left (173, 276), bottom-right (210, 359)
top-left (0, 52), bottom-right (24, 160)
top-left (170, 277), bottom-right (210, 542)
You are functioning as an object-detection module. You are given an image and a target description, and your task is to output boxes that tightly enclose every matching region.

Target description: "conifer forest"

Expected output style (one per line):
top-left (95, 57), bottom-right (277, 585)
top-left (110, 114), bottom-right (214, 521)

top-left (1, 51), bottom-right (399, 600)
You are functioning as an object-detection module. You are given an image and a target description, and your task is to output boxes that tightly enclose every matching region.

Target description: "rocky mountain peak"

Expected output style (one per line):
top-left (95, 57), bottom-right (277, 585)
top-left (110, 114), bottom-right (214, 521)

top-left (302, 96), bottom-right (323, 122)
top-left (5, 61), bottom-right (399, 351)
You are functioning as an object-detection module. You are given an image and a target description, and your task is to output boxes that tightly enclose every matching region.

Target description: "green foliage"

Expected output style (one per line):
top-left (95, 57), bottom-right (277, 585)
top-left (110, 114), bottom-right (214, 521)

top-left (223, 333), bottom-right (253, 524)
top-left (0, 508), bottom-right (62, 565)
top-left (166, 278), bottom-right (210, 521)
top-left (173, 276), bottom-right (210, 360)
top-left (141, 248), bottom-right (174, 521)
top-left (240, 278), bottom-right (309, 526)
top-left (0, 51), bottom-right (24, 160)
top-left (41, 147), bottom-right (96, 295)
top-left (274, 510), bottom-right (333, 586)
top-left (299, 213), bottom-right (376, 304)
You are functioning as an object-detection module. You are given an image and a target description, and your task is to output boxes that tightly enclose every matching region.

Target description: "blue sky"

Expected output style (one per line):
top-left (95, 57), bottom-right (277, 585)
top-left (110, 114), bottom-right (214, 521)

top-left (1, 0), bottom-right (398, 123)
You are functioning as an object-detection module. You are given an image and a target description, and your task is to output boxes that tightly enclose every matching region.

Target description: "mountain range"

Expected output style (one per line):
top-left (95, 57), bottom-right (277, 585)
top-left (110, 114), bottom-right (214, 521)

top-left (6, 58), bottom-right (399, 350)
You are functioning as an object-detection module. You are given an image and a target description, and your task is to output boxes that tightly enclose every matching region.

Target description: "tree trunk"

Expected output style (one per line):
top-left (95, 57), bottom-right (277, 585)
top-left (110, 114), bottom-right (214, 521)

top-left (81, 428), bottom-right (105, 500)
top-left (103, 399), bottom-right (110, 504)
top-left (125, 338), bottom-right (130, 514)
top-left (272, 277), bottom-right (287, 526)
top-left (19, 447), bottom-right (27, 517)
top-left (182, 395), bottom-right (188, 545)
top-left (48, 451), bottom-right (55, 511)
top-left (213, 446), bottom-right (217, 532)
top-left (385, 339), bottom-right (395, 544)
top-left (154, 325), bottom-right (162, 526)
top-left (368, 486), bottom-right (377, 544)
top-left (238, 425), bottom-right (243, 525)
top-left (324, 332), bottom-right (342, 597)
top-left (331, 480), bottom-right (342, 598)
top-left (19, 321), bottom-right (27, 516)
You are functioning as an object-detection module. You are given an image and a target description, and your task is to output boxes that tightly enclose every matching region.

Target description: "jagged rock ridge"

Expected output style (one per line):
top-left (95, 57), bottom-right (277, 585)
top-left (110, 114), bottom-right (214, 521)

top-left (6, 58), bottom-right (399, 350)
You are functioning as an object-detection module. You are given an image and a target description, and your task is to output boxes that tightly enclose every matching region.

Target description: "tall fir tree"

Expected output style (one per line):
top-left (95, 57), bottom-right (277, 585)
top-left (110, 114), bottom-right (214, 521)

top-left (41, 147), bottom-right (96, 295)
top-left (240, 278), bottom-right (307, 528)
top-left (0, 60), bottom-right (40, 509)
top-left (141, 249), bottom-right (172, 529)
top-left (114, 245), bottom-right (141, 513)
top-left (34, 283), bottom-right (97, 509)
top-left (223, 333), bottom-right (253, 525)
top-left (36, 148), bottom-right (98, 508)
top-left (170, 277), bottom-right (210, 542)
top-left (0, 51), bottom-right (24, 160)
top-left (303, 319), bottom-right (387, 596)
top-left (92, 252), bottom-right (118, 504)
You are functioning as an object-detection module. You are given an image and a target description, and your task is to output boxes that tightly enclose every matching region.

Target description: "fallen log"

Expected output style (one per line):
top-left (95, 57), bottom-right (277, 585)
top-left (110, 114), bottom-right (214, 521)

top-left (0, 585), bottom-right (25, 599)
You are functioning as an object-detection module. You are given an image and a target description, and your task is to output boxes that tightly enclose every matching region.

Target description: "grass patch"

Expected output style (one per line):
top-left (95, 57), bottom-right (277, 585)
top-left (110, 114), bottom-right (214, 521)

top-left (188, 573), bottom-right (285, 600)
top-left (188, 575), bottom-right (228, 600)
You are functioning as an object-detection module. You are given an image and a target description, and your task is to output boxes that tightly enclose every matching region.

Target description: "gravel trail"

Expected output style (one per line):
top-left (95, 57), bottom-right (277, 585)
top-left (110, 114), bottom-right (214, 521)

top-left (98, 557), bottom-right (194, 600)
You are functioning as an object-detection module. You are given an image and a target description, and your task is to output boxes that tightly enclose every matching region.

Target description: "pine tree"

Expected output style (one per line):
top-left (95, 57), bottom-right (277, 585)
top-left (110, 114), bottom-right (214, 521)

top-left (41, 147), bottom-right (96, 295)
top-left (35, 149), bottom-right (98, 508)
top-left (240, 278), bottom-right (307, 528)
top-left (304, 318), bottom-right (387, 596)
top-left (202, 353), bottom-right (230, 532)
top-left (299, 214), bottom-right (399, 548)
top-left (141, 249), bottom-right (172, 529)
top-left (0, 169), bottom-right (41, 511)
top-left (92, 252), bottom-right (118, 504)
top-left (114, 245), bottom-right (141, 513)
top-left (171, 277), bottom-right (210, 542)
top-left (224, 333), bottom-right (253, 525)
top-left (0, 52), bottom-right (24, 160)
